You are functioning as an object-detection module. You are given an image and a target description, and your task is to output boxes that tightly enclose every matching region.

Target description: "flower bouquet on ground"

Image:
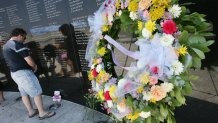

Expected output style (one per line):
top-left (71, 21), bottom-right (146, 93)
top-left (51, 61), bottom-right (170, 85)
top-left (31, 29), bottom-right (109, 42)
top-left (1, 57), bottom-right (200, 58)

top-left (85, 0), bottom-right (214, 122)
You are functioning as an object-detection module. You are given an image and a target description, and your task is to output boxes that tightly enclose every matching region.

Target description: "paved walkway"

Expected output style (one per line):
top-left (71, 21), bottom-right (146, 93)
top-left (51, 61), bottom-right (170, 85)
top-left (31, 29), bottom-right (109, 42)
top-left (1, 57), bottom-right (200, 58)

top-left (0, 92), bottom-right (110, 123)
top-left (1, 67), bottom-right (218, 123)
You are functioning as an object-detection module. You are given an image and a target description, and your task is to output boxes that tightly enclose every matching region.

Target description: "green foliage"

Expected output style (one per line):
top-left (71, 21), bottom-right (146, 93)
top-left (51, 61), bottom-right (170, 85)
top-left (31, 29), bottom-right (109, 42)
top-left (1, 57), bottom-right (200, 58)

top-left (178, 6), bottom-right (214, 69)
top-left (84, 93), bottom-right (99, 110)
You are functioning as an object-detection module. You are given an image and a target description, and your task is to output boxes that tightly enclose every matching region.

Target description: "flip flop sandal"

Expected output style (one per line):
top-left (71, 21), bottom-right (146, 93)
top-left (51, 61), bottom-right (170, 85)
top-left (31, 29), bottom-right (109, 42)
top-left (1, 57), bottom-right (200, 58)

top-left (29, 109), bottom-right (39, 118)
top-left (39, 112), bottom-right (56, 120)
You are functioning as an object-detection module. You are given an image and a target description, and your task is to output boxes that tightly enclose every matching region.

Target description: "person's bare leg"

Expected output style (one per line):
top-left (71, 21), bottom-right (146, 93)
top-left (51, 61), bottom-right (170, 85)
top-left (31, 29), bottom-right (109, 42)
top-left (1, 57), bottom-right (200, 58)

top-left (22, 96), bottom-right (35, 115)
top-left (0, 91), bottom-right (5, 102)
top-left (34, 95), bottom-right (47, 117)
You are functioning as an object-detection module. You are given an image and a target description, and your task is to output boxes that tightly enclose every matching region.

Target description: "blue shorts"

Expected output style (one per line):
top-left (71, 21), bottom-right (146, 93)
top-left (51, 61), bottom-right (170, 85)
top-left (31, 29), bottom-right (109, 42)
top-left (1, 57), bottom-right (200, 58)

top-left (11, 69), bottom-right (42, 97)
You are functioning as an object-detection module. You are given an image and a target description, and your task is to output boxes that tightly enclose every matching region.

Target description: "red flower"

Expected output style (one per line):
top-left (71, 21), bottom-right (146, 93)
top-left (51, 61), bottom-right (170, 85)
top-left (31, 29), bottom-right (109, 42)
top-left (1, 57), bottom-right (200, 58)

top-left (92, 68), bottom-right (98, 77)
top-left (104, 91), bottom-right (112, 100)
top-left (162, 20), bottom-right (177, 34)
top-left (151, 66), bottom-right (159, 74)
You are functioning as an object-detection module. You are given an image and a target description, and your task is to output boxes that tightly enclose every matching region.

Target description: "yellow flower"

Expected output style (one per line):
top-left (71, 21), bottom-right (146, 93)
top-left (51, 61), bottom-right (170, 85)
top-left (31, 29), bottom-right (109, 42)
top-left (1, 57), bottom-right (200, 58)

top-left (88, 71), bottom-right (94, 80)
top-left (128, 0), bottom-right (138, 12)
top-left (97, 90), bottom-right (105, 101)
top-left (139, 72), bottom-right (150, 84)
top-left (150, 98), bottom-right (157, 103)
top-left (96, 40), bottom-right (100, 46)
top-left (145, 20), bottom-right (156, 33)
top-left (178, 45), bottom-right (188, 56)
top-left (149, 7), bottom-right (165, 21)
top-left (109, 86), bottom-right (117, 97)
top-left (116, 0), bottom-right (121, 9)
top-left (102, 25), bottom-right (109, 32)
top-left (138, 21), bottom-right (143, 31)
top-left (102, 72), bottom-right (111, 82)
top-left (97, 47), bottom-right (106, 56)
top-left (126, 112), bottom-right (140, 121)
top-left (137, 86), bottom-right (144, 94)
top-left (92, 58), bottom-right (98, 65)
top-left (116, 12), bottom-right (119, 17)
top-left (96, 70), bottom-right (106, 83)
top-left (112, 97), bottom-right (118, 102)
top-left (152, 0), bottom-right (170, 8)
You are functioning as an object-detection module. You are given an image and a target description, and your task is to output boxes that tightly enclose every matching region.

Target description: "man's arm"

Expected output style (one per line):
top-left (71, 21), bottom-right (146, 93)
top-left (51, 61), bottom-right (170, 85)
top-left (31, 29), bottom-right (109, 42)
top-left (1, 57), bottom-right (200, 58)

top-left (24, 56), bottom-right (37, 72)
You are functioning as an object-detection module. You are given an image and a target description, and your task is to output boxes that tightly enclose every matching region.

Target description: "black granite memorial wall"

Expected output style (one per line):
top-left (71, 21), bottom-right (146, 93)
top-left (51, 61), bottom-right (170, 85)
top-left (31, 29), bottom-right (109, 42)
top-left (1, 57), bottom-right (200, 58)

top-left (0, 0), bottom-right (105, 103)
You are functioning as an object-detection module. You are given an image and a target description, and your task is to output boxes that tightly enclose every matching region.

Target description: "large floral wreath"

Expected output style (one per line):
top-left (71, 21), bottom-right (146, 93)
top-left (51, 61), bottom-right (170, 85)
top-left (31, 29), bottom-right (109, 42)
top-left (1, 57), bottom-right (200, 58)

top-left (85, 0), bottom-right (214, 122)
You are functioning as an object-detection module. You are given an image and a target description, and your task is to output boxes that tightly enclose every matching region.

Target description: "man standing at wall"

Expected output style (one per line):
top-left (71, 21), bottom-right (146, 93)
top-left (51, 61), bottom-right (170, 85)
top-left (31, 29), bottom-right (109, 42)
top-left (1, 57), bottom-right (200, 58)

top-left (2, 28), bottom-right (55, 120)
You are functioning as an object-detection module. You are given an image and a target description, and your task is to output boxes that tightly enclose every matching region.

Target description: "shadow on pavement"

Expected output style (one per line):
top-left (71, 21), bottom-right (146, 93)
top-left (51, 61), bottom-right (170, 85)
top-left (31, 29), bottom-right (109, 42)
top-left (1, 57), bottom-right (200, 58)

top-left (175, 96), bottom-right (218, 123)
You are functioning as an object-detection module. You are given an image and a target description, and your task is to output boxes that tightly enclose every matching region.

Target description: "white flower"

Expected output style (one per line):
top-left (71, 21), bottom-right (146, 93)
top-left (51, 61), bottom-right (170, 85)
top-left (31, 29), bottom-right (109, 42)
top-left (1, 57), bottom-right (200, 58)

top-left (117, 104), bottom-right (126, 113)
top-left (117, 79), bottom-right (128, 89)
top-left (142, 28), bottom-right (151, 39)
top-left (139, 111), bottom-right (151, 118)
top-left (129, 11), bottom-right (138, 20)
top-left (96, 64), bottom-right (103, 73)
top-left (161, 82), bottom-right (174, 93)
top-left (91, 64), bottom-right (95, 69)
top-left (92, 81), bottom-right (100, 92)
top-left (119, 10), bottom-right (122, 16)
top-left (169, 5), bottom-right (182, 18)
top-left (142, 91), bottom-right (152, 101)
top-left (108, 14), bottom-right (114, 23)
top-left (172, 61), bottom-right (184, 75)
top-left (107, 100), bottom-right (113, 108)
top-left (160, 33), bottom-right (174, 46)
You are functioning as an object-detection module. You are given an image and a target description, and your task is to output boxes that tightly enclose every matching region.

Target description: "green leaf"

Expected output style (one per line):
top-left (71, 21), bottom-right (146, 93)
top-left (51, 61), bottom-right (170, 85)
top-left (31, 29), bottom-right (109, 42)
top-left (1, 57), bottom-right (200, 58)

top-left (167, 115), bottom-right (176, 123)
top-left (171, 98), bottom-right (182, 107)
top-left (197, 22), bottom-right (212, 32)
top-left (126, 96), bottom-right (133, 107)
top-left (178, 30), bottom-right (189, 44)
top-left (189, 35), bottom-right (206, 44)
top-left (145, 116), bottom-right (152, 123)
top-left (207, 40), bottom-right (215, 46)
top-left (189, 75), bottom-right (199, 80)
top-left (160, 104), bottom-right (168, 118)
top-left (190, 43), bottom-right (210, 52)
top-left (192, 48), bottom-right (205, 59)
top-left (143, 106), bottom-right (152, 112)
top-left (199, 32), bottom-right (215, 37)
top-left (184, 25), bottom-right (196, 33)
top-left (120, 10), bottom-right (132, 31)
top-left (192, 57), bottom-right (201, 68)
top-left (183, 81), bottom-right (192, 95)
top-left (175, 88), bottom-right (186, 105)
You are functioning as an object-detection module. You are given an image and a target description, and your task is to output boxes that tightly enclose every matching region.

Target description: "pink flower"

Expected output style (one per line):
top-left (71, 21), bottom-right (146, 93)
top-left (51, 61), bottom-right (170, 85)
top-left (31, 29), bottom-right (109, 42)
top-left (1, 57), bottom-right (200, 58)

top-left (162, 20), bottom-right (177, 34)
top-left (102, 73), bottom-right (110, 82)
top-left (143, 10), bottom-right (149, 18)
top-left (151, 66), bottom-right (159, 74)
top-left (104, 91), bottom-right (112, 100)
top-left (92, 69), bottom-right (98, 77)
top-left (124, 83), bottom-right (131, 91)
top-left (97, 58), bottom-right (102, 64)
top-left (149, 76), bottom-right (158, 85)
top-left (163, 12), bottom-right (172, 20)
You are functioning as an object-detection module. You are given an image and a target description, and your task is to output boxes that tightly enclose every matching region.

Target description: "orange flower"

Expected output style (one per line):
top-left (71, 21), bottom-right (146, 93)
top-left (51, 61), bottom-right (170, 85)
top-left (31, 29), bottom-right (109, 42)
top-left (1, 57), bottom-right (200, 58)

top-left (138, 0), bottom-right (151, 10)
top-left (150, 85), bottom-right (166, 101)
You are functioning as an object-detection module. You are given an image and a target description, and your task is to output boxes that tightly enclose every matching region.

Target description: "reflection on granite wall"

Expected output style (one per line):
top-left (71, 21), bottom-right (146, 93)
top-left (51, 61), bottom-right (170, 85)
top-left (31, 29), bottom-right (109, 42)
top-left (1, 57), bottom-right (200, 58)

top-left (0, 0), bottom-right (105, 102)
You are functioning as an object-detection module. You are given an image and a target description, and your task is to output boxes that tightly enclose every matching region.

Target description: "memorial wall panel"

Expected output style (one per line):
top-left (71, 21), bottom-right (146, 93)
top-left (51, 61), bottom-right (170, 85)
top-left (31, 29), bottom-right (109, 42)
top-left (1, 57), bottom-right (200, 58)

top-left (0, 0), bottom-right (108, 102)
